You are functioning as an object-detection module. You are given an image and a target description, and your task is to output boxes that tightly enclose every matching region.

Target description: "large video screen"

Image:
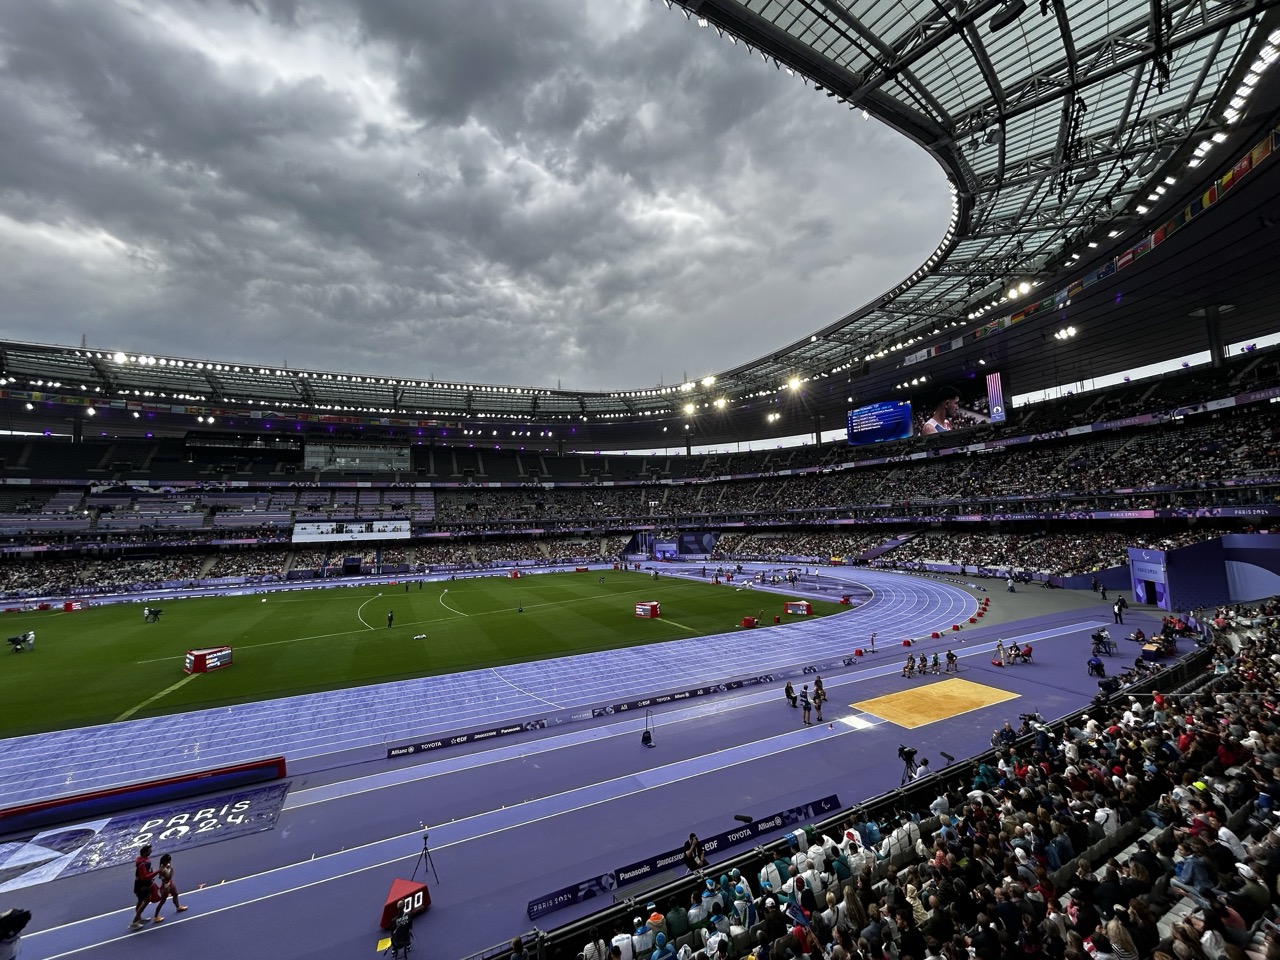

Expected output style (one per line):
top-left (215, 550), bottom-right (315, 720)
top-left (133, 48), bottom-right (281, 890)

top-left (917, 373), bottom-right (1009, 435)
top-left (847, 401), bottom-right (913, 445)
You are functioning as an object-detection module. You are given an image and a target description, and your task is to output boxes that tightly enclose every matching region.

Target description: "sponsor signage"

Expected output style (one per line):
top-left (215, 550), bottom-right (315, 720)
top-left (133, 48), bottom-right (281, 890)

top-left (527, 794), bottom-right (840, 920)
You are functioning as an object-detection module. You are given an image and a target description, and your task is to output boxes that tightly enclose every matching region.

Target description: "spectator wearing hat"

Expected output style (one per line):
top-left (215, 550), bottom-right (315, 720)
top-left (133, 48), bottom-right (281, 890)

top-left (792, 874), bottom-right (818, 916)
top-left (1065, 888), bottom-right (1101, 936)
top-left (1228, 861), bottom-right (1271, 925)
top-left (727, 868), bottom-right (751, 901)
top-left (759, 897), bottom-right (787, 945)
top-left (729, 886), bottom-right (756, 933)
top-left (630, 917), bottom-right (654, 955)
top-left (644, 904), bottom-right (667, 941)
top-left (698, 907), bottom-right (730, 950)
top-left (648, 932), bottom-right (674, 960)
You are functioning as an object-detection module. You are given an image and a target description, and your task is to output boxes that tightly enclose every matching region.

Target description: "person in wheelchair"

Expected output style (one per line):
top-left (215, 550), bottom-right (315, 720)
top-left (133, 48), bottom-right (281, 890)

top-left (1087, 655), bottom-right (1106, 677)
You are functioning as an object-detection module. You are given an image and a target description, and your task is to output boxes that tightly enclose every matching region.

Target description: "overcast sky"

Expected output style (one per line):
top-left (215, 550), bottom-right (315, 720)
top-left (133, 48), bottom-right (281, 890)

top-left (0, 0), bottom-right (949, 391)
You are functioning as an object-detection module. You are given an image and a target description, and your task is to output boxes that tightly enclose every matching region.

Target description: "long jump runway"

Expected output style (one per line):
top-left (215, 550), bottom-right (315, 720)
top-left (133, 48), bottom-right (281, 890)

top-left (6, 571), bottom-right (1155, 960)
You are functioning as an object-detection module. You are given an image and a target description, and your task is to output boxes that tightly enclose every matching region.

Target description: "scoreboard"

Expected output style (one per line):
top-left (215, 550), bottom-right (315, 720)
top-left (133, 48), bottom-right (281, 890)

top-left (846, 400), bottom-right (913, 445)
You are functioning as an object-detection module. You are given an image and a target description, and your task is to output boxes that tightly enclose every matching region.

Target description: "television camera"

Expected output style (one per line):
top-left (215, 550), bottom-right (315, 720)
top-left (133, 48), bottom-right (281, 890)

top-left (1018, 711), bottom-right (1045, 733)
top-left (898, 745), bottom-right (920, 785)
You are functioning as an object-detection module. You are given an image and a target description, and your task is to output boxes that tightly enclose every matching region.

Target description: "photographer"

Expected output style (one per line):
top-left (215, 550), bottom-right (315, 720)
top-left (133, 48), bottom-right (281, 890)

top-left (682, 833), bottom-right (707, 873)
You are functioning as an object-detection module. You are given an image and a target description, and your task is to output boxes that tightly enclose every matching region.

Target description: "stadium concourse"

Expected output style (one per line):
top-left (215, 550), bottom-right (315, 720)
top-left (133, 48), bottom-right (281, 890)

top-left (2, 564), bottom-right (1150, 960)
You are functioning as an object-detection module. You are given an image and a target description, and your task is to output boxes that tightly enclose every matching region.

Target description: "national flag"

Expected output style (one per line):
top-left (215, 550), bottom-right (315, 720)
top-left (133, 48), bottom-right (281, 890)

top-left (1251, 137), bottom-right (1271, 167)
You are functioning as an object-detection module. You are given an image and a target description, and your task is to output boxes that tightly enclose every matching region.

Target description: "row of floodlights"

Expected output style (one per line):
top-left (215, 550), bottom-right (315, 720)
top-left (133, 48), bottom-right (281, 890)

top-left (894, 374), bottom-right (932, 390)
top-left (75, 350), bottom-right (550, 396)
top-left (1132, 35), bottom-right (1277, 215)
top-left (968, 280), bottom-right (1040, 320)
top-left (900, 32), bottom-right (1280, 351)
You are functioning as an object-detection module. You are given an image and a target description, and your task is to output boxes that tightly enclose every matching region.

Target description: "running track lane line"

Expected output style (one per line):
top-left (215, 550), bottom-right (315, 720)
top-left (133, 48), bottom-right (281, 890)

top-left (26, 722), bottom-right (858, 958)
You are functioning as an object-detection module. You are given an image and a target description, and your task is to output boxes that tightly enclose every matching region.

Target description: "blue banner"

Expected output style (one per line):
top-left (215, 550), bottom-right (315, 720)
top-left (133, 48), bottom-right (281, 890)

top-left (527, 794), bottom-right (840, 921)
top-left (0, 782), bottom-right (290, 893)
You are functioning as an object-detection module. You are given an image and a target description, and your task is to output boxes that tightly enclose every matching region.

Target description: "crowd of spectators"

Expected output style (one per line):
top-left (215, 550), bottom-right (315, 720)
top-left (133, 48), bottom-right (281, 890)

top-left (288, 547), bottom-right (332, 575)
top-left (0, 555), bottom-right (210, 596)
top-left (715, 533), bottom-right (888, 562)
top-left (205, 549), bottom-right (290, 579)
top-left (885, 532), bottom-right (1131, 577)
top-left (0, 525), bottom-right (1266, 597)
top-left (881, 527), bottom-right (1244, 578)
top-left (0, 403), bottom-right (1275, 541)
top-left (562, 600), bottom-right (1280, 960)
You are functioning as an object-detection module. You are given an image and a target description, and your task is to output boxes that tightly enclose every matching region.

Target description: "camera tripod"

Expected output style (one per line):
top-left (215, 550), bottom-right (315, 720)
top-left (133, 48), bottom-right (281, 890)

top-left (411, 831), bottom-right (439, 885)
top-left (900, 756), bottom-right (919, 785)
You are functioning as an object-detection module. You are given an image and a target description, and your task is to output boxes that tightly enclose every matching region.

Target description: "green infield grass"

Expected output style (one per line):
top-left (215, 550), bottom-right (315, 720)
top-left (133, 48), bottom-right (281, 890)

top-left (0, 570), bottom-right (847, 737)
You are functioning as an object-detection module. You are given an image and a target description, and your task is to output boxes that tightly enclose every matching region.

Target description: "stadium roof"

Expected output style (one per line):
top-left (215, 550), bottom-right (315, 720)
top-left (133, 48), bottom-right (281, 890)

top-left (2, 0), bottom-right (1279, 448)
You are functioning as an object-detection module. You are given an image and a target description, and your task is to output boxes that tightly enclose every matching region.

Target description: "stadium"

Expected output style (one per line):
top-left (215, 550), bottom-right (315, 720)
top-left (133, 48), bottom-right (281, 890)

top-left (1, 2), bottom-right (1280, 960)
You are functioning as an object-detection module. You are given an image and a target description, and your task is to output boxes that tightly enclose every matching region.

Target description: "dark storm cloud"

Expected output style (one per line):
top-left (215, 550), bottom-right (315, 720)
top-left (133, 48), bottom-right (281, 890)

top-left (0, 0), bottom-right (949, 389)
